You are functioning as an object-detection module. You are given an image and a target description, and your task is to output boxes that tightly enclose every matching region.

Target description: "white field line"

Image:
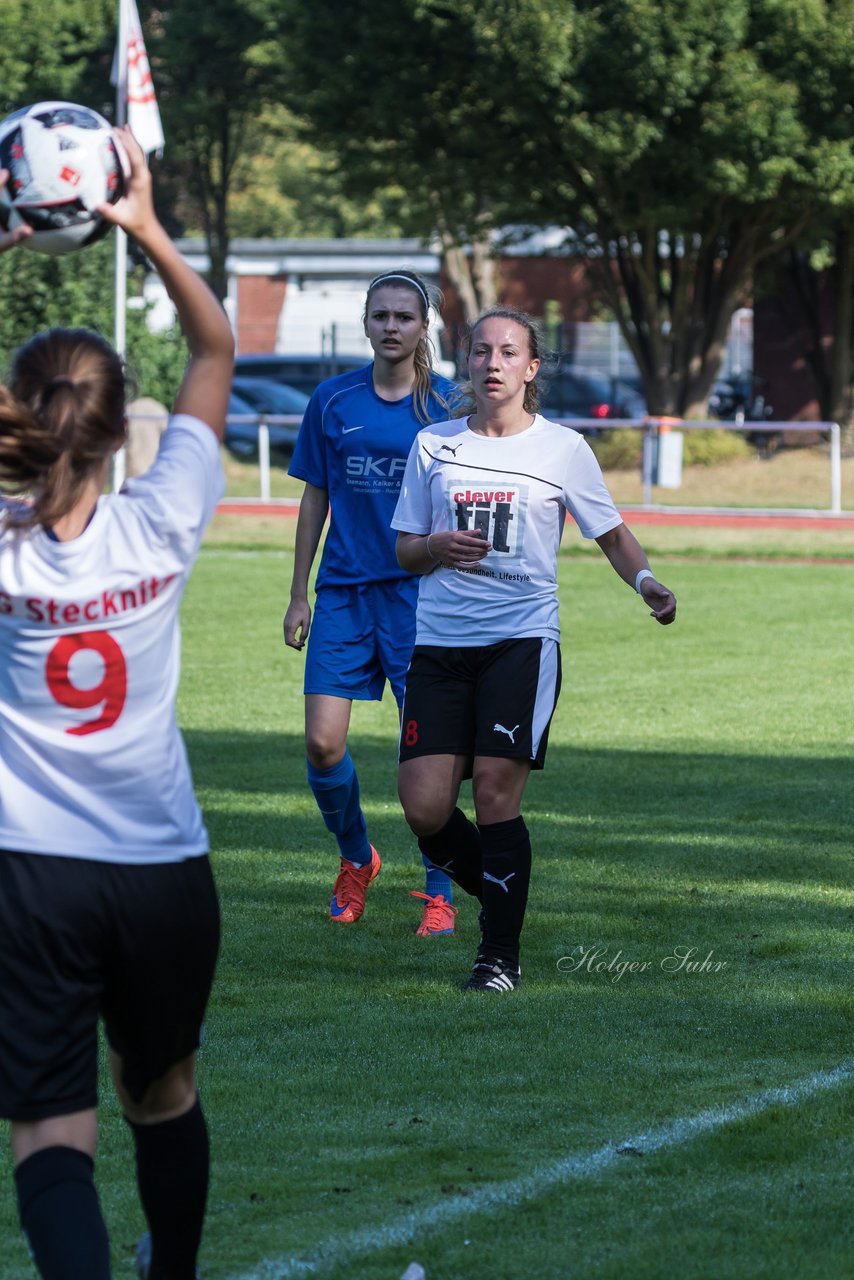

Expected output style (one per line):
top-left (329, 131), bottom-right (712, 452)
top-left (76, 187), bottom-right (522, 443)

top-left (232, 1059), bottom-right (853, 1279)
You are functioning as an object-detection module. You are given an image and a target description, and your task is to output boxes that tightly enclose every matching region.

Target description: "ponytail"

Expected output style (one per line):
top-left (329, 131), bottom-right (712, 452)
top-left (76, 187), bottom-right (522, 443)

top-left (0, 389), bottom-right (65, 494)
top-left (0, 329), bottom-right (128, 528)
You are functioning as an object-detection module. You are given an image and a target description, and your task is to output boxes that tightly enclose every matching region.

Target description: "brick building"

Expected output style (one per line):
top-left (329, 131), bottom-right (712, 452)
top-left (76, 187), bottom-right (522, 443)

top-left (141, 236), bottom-right (825, 420)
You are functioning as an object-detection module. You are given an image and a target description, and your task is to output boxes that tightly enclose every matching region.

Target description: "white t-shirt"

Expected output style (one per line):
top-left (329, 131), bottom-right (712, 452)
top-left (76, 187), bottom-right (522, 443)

top-left (391, 415), bottom-right (623, 645)
top-left (0, 414), bottom-right (224, 863)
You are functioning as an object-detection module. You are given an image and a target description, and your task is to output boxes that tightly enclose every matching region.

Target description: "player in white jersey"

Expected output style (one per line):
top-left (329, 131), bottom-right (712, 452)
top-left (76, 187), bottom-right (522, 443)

top-left (0, 128), bottom-right (233, 1280)
top-left (392, 308), bottom-right (676, 993)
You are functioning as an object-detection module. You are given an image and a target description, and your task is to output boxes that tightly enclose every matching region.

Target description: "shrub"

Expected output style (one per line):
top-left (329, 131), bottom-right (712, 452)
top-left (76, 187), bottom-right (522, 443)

top-left (681, 427), bottom-right (752, 465)
top-left (590, 428), bottom-right (643, 469)
top-left (590, 424), bottom-right (751, 470)
top-left (0, 240), bottom-right (189, 408)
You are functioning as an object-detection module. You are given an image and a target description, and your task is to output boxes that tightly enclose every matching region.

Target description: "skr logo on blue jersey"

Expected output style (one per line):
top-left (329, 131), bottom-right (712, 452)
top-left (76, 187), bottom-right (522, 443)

top-left (346, 456), bottom-right (407, 478)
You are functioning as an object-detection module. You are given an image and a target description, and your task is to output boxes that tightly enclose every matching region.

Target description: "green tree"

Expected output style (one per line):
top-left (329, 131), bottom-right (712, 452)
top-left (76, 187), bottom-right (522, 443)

top-left (0, 239), bottom-right (188, 407)
top-left (227, 105), bottom-right (412, 240)
top-left (0, 0), bottom-right (115, 114)
top-left (279, 0), bottom-right (523, 320)
top-left (753, 5), bottom-right (854, 437)
top-left (778, 227), bottom-right (854, 436)
top-left (278, 0), bottom-right (854, 415)
top-left (148, 0), bottom-right (286, 299)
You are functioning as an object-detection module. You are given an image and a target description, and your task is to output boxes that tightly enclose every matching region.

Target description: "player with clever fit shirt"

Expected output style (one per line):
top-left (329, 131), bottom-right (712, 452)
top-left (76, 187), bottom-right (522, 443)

top-left (393, 306), bottom-right (677, 994)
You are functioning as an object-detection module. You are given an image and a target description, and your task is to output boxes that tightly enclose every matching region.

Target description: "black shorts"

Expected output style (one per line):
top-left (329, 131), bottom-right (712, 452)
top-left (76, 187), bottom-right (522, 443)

top-left (0, 850), bottom-right (220, 1122)
top-left (399, 637), bottom-right (561, 770)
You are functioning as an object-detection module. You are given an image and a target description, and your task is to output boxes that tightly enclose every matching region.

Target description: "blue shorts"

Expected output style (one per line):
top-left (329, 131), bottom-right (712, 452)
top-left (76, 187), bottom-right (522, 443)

top-left (305, 578), bottom-right (418, 705)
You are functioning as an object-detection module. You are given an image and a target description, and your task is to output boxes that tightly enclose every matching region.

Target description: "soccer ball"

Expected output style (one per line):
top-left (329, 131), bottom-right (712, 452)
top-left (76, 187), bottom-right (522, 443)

top-left (0, 101), bottom-right (127, 256)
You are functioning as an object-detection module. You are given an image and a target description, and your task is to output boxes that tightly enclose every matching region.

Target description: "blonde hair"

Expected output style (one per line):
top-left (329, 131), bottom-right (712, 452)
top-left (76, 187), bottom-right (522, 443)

top-left (0, 328), bottom-right (128, 528)
top-left (363, 269), bottom-right (452, 425)
top-left (453, 306), bottom-right (548, 417)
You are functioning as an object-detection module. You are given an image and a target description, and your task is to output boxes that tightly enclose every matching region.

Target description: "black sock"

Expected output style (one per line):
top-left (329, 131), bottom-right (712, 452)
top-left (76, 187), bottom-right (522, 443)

top-left (477, 816), bottom-right (532, 967)
top-left (418, 807), bottom-right (483, 900)
top-left (15, 1146), bottom-right (110, 1280)
top-left (128, 1097), bottom-right (209, 1280)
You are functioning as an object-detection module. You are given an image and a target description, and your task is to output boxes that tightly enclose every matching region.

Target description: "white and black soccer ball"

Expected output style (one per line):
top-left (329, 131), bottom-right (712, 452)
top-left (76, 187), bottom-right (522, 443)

top-left (0, 101), bottom-right (127, 256)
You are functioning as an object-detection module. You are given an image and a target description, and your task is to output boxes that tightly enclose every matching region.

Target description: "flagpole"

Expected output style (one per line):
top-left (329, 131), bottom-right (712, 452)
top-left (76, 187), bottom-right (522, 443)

top-left (112, 0), bottom-right (128, 491)
top-left (110, 0), bottom-right (164, 491)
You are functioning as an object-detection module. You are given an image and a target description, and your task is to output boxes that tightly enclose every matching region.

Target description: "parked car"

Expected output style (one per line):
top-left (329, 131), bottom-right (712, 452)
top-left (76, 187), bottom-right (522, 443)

top-left (707, 373), bottom-right (779, 454)
top-left (541, 369), bottom-right (646, 424)
top-left (225, 377), bottom-right (309, 461)
top-left (233, 353), bottom-right (367, 397)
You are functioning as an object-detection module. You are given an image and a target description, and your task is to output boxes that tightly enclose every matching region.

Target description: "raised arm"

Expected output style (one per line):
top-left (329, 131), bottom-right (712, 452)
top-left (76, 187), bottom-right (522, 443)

top-left (595, 522), bottom-right (677, 625)
top-left (97, 127), bottom-right (234, 440)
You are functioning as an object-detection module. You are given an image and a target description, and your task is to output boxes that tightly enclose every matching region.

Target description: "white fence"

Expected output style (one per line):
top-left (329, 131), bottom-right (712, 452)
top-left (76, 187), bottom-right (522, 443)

top-left (223, 415), bottom-right (844, 514)
top-left (633, 418), bottom-right (842, 513)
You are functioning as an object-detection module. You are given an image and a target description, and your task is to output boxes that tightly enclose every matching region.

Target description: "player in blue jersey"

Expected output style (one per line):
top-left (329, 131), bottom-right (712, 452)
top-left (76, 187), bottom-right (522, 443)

top-left (283, 270), bottom-right (458, 934)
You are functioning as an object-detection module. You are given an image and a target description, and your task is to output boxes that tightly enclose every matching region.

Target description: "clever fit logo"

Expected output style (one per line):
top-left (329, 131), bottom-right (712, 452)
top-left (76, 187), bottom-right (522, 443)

top-left (453, 487), bottom-right (516, 553)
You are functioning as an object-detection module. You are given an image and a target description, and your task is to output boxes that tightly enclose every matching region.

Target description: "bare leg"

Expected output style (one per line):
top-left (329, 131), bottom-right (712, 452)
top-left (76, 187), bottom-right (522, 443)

top-left (398, 753), bottom-right (469, 836)
top-left (304, 693), bottom-right (352, 770)
top-left (471, 756), bottom-right (532, 824)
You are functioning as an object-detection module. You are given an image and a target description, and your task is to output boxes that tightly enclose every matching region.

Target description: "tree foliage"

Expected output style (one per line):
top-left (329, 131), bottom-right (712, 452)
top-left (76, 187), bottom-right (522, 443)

top-left (146, 0), bottom-right (286, 299)
top-left (0, 0), bottom-right (115, 114)
top-left (752, 1), bottom-right (854, 433)
top-left (226, 105), bottom-right (412, 240)
top-left (278, 0), bottom-right (854, 414)
top-left (0, 240), bottom-right (188, 407)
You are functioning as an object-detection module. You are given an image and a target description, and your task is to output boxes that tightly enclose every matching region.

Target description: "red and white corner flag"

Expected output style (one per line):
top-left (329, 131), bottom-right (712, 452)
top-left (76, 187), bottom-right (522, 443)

top-left (110, 0), bottom-right (164, 156)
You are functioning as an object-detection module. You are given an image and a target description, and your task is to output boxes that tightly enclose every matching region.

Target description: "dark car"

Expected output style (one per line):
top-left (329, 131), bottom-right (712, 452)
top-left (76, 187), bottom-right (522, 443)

top-left (707, 373), bottom-right (780, 455)
top-left (233, 353), bottom-right (367, 397)
top-left (225, 377), bottom-right (309, 461)
top-left (541, 369), bottom-right (646, 423)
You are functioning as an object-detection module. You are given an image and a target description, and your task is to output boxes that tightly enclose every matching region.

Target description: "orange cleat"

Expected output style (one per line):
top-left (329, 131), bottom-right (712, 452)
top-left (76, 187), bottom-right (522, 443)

top-left (411, 890), bottom-right (457, 937)
top-left (329, 846), bottom-right (381, 923)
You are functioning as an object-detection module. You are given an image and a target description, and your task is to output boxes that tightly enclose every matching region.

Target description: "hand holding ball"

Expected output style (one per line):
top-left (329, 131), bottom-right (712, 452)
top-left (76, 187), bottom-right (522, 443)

top-left (0, 102), bottom-right (129, 255)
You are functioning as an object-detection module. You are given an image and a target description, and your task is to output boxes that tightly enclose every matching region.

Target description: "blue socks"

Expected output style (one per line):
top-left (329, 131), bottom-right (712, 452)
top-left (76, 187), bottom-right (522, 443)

top-left (307, 750), bottom-right (371, 866)
top-left (418, 807), bottom-right (481, 900)
top-left (307, 751), bottom-right (453, 900)
top-left (422, 853), bottom-right (453, 904)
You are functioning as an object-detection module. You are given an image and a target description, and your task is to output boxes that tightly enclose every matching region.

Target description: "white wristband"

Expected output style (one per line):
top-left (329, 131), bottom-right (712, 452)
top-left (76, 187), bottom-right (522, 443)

top-left (635, 568), bottom-right (655, 594)
top-left (426, 534), bottom-right (437, 562)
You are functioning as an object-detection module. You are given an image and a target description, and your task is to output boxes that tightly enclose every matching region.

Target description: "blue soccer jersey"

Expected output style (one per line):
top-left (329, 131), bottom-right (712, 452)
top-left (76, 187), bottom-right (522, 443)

top-left (289, 364), bottom-right (456, 586)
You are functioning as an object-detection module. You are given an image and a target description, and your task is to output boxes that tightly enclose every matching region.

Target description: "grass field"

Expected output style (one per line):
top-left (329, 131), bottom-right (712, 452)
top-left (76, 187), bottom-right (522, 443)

top-left (1, 521), bottom-right (852, 1278)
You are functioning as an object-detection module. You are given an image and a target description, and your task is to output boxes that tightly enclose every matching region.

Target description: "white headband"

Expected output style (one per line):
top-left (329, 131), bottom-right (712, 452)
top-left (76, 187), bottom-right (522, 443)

top-left (368, 273), bottom-right (430, 311)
